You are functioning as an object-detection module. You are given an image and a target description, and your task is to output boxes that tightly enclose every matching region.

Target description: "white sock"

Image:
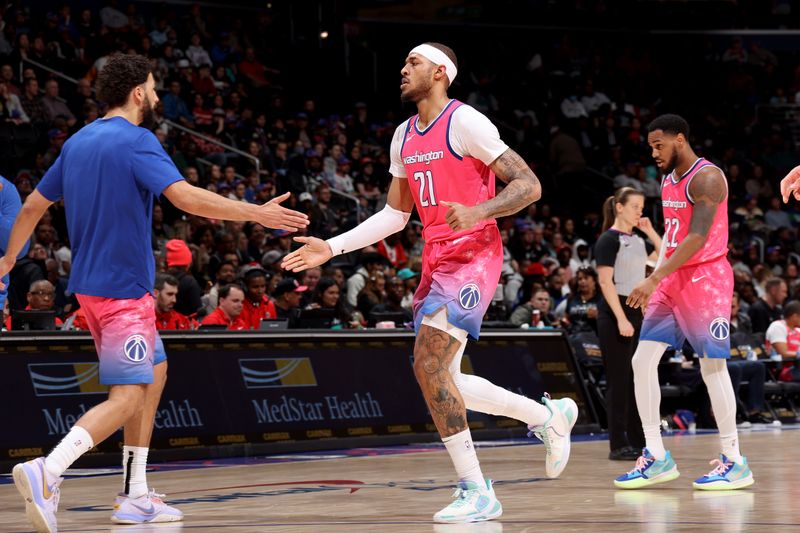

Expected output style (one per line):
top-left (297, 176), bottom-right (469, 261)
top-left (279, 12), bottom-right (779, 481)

top-left (122, 446), bottom-right (150, 498)
top-left (632, 341), bottom-right (669, 461)
top-left (448, 331), bottom-right (550, 427)
top-left (45, 425), bottom-right (94, 479)
top-left (442, 428), bottom-right (485, 487)
top-left (700, 358), bottom-right (742, 464)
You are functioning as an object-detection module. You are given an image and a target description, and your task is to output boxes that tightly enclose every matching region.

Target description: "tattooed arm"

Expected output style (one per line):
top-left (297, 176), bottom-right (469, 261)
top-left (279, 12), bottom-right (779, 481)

top-left (442, 148), bottom-right (541, 232)
top-left (627, 166), bottom-right (726, 309)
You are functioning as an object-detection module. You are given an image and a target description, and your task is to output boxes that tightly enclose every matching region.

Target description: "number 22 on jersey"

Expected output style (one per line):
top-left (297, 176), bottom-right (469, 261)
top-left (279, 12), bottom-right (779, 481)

top-left (664, 217), bottom-right (680, 248)
top-left (413, 170), bottom-right (437, 207)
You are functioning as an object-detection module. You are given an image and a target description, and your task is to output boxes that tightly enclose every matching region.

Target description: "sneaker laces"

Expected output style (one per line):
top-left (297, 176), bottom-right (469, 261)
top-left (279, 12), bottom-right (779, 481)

top-left (146, 489), bottom-right (166, 504)
top-left (528, 426), bottom-right (552, 453)
top-left (527, 393), bottom-right (554, 452)
top-left (626, 454), bottom-right (652, 475)
top-left (446, 487), bottom-right (473, 509)
top-left (705, 458), bottom-right (731, 477)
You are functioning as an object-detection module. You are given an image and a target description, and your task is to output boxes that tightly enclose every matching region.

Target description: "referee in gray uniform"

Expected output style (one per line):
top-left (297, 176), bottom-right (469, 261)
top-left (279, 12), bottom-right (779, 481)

top-left (595, 187), bottom-right (662, 460)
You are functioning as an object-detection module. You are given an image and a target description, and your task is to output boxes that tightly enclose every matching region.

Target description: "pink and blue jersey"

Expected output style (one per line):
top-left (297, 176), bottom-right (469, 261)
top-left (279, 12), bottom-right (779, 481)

top-left (396, 100), bottom-right (504, 339)
top-left (640, 159), bottom-right (732, 358)
top-left (661, 158), bottom-right (728, 266)
top-left (400, 99), bottom-right (497, 244)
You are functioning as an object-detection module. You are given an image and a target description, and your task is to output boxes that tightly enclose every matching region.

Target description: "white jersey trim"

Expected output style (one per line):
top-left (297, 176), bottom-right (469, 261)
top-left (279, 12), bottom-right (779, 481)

top-left (388, 103), bottom-right (509, 178)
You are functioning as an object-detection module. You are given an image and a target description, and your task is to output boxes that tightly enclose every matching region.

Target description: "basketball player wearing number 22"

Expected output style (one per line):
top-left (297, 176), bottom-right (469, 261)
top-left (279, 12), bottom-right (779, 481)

top-left (616, 114), bottom-right (754, 491)
top-left (281, 42), bottom-right (578, 523)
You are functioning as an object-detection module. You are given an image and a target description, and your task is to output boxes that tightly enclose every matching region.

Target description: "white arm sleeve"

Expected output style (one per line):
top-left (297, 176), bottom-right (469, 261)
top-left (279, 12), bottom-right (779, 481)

top-left (326, 203), bottom-right (411, 257)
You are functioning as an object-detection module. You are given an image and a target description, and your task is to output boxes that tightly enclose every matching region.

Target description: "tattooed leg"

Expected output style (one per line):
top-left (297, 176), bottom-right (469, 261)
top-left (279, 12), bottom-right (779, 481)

top-left (413, 323), bottom-right (467, 438)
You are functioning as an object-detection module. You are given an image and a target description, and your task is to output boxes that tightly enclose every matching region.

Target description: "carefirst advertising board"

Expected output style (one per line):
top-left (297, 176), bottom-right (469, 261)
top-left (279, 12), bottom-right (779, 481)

top-left (0, 330), bottom-right (596, 467)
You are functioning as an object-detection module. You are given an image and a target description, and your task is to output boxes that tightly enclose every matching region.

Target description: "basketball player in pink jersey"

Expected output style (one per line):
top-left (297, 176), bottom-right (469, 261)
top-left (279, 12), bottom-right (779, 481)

top-left (614, 114), bottom-right (754, 491)
top-left (282, 42), bottom-right (577, 523)
top-left (780, 165), bottom-right (800, 203)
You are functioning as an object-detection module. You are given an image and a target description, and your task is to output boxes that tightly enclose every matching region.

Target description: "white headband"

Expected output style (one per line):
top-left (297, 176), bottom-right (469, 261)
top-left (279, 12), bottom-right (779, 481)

top-left (409, 44), bottom-right (457, 85)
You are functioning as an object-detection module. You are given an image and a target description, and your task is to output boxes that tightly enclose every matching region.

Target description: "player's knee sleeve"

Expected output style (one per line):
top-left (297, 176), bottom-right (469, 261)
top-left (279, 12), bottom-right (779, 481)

top-left (699, 357), bottom-right (727, 379)
top-left (631, 340), bottom-right (669, 375)
top-left (420, 306), bottom-right (468, 387)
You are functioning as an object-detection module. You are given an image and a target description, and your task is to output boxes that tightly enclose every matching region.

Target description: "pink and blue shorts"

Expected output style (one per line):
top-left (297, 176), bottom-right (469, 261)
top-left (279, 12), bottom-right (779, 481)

top-left (76, 293), bottom-right (167, 385)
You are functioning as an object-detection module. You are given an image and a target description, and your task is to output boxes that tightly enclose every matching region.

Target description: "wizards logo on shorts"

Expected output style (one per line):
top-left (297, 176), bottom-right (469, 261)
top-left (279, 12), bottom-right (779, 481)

top-left (709, 317), bottom-right (730, 341)
top-left (123, 334), bottom-right (149, 363)
top-left (458, 283), bottom-right (481, 310)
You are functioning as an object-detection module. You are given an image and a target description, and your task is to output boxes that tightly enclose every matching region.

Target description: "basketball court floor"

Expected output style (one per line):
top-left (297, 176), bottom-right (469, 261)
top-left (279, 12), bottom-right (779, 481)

top-left (1, 427), bottom-right (797, 532)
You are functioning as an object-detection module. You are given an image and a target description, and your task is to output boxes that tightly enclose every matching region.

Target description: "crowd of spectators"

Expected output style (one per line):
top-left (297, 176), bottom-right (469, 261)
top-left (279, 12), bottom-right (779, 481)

top-left (1, 3), bottom-right (800, 403)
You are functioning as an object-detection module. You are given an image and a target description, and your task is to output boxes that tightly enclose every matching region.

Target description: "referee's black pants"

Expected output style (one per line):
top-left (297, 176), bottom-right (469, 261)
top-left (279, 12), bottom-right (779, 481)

top-left (598, 298), bottom-right (646, 452)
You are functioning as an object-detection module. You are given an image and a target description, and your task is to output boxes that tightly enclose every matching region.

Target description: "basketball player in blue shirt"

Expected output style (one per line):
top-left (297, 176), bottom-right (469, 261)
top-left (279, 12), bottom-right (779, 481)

top-left (0, 175), bottom-right (29, 316)
top-left (2, 54), bottom-right (308, 533)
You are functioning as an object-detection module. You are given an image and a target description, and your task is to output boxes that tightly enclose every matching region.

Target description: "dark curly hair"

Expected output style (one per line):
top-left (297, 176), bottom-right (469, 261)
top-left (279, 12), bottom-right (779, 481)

top-left (96, 54), bottom-right (152, 109)
top-left (647, 113), bottom-right (690, 137)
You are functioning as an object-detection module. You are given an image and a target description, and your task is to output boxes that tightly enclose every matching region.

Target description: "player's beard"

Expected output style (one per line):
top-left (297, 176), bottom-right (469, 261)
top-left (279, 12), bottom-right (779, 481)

top-left (140, 95), bottom-right (157, 130)
top-left (400, 76), bottom-right (433, 104)
top-left (663, 150), bottom-right (679, 175)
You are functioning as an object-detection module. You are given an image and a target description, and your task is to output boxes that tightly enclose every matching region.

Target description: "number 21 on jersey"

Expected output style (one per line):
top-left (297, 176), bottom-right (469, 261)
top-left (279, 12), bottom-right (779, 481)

top-left (664, 217), bottom-right (680, 248)
top-left (413, 170), bottom-right (437, 207)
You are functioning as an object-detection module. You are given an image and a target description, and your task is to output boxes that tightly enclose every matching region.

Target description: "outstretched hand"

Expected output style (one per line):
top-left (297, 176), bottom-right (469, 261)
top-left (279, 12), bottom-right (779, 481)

top-left (255, 192), bottom-right (309, 231)
top-left (780, 165), bottom-right (800, 203)
top-left (281, 236), bottom-right (333, 272)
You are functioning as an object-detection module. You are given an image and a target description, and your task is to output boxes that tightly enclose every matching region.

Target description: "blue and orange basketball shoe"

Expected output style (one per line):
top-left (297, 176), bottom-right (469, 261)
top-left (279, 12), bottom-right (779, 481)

top-left (12, 457), bottom-right (62, 533)
top-left (111, 489), bottom-right (183, 524)
top-left (614, 448), bottom-right (680, 489)
top-left (692, 454), bottom-right (754, 491)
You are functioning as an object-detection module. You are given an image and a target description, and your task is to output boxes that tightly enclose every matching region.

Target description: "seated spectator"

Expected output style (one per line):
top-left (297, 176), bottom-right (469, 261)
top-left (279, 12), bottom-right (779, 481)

top-left (749, 278), bottom-right (787, 333)
top-left (162, 80), bottom-right (194, 127)
top-left (369, 275), bottom-right (413, 325)
top-left (165, 239), bottom-right (203, 317)
top-left (555, 266), bottom-right (600, 334)
top-left (730, 292), bottom-right (753, 334)
top-left (397, 268), bottom-right (419, 312)
top-left (300, 266), bottom-right (322, 307)
top-left (44, 258), bottom-right (74, 316)
top-left (331, 157), bottom-right (355, 193)
top-left (765, 300), bottom-right (800, 382)
top-left (273, 278), bottom-right (307, 325)
top-left (240, 266), bottom-right (278, 329)
top-left (357, 270), bottom-right (386, 317)
top-left (377, 233), bottom-right (408, 268)
top-left (6, 280), bottom-right (63, 330)
top-left (41, 79), bottom-right (76, 128)
top-left (20, 78), bottom-right (48, 126)
top-left (0, 82), bottom-right (29, 124)
top-left (185, 33), bottom-right (212, 67)
top-left (510, 288), bottom-right (553, 327)
top-left (202, 260), bottom-right (237, 315)
top-left (201, 284), bottom-right (247, 330)
top-left (154, 274), bottom-right (194, 330)
top-left (305, 277), bottom-right (357, 328)
top-left (345, 252), bottom-right (386, 307)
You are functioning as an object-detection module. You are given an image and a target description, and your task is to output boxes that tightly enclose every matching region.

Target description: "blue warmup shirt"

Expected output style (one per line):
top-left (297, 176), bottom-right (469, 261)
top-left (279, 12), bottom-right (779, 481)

top-left (37, 117), bottom-right (184, 298)
top-left (0, 175), bottom-right (30, 258)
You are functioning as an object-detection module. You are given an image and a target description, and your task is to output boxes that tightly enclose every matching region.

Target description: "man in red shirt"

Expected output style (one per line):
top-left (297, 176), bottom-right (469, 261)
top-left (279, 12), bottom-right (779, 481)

top-left (240, 266), bottom-right (277, 329)
top-left (154, 274), bottom-right (194, 330)
top-left (201, 284), bottom-right (247, 330)
top-left (5, 280), bottom-right (64, 330)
